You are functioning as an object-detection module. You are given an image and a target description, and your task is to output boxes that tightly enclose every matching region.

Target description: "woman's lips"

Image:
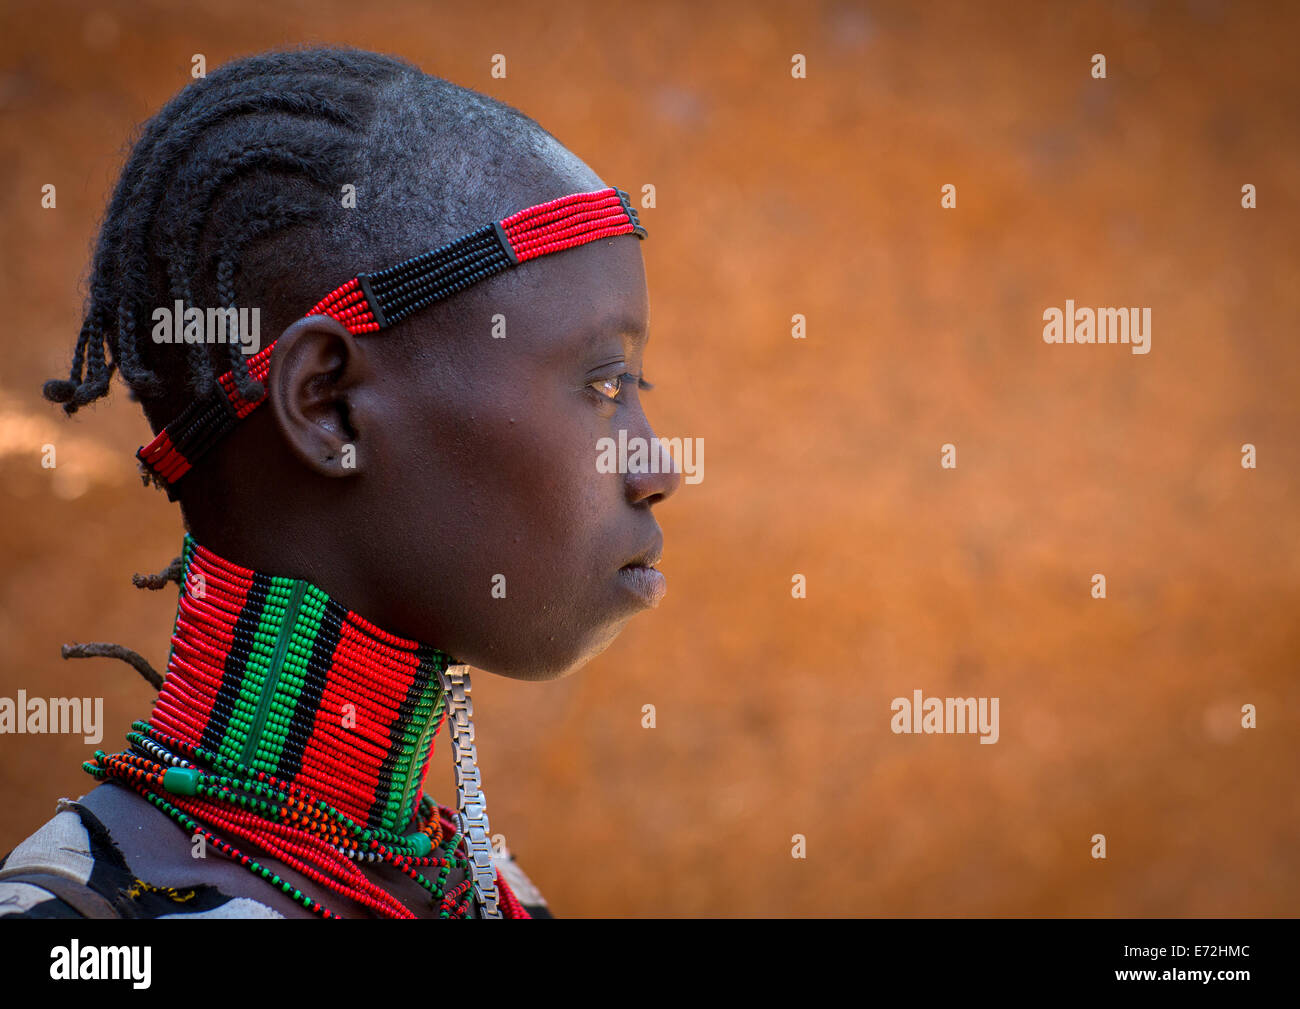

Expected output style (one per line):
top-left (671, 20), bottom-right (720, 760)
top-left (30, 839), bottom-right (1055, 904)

top-left (617, 563), bottom-right (667, 608)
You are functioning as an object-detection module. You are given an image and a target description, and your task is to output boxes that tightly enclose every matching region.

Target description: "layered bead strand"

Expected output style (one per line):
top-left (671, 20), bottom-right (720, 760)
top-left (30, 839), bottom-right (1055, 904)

top-left (501, 187), bottom-right (643, 263)
top-left (86, 724), bottom-right (481, 918)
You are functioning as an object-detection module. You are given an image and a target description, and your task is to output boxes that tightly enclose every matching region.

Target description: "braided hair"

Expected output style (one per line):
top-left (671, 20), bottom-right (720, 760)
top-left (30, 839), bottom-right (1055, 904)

top-left (43, 46), bottom-right (556, 459)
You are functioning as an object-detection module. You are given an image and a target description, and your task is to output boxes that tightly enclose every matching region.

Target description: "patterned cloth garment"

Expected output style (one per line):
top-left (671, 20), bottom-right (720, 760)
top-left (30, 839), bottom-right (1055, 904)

top-left (0, 797), bottom-right (551, 919)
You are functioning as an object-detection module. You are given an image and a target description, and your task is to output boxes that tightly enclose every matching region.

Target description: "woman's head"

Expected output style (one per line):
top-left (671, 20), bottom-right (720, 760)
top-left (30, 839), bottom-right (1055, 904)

top-left (44, 47), bottom-right (680, 682)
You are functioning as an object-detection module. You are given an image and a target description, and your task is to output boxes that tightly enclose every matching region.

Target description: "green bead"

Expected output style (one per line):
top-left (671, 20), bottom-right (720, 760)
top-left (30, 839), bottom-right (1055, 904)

top-left (408, 832), bottom-right (432, 857)
top-left (162, 767), bottom-right (202, 796)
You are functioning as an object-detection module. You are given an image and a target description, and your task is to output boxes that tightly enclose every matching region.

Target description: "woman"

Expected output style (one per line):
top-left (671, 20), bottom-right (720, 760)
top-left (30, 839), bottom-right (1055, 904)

top-left (0, 46), bottom-right (678, 919)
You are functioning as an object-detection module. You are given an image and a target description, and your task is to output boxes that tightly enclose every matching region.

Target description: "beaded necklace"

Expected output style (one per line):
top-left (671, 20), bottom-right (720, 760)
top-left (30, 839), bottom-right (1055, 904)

top-left (84, 534), bottom-right (529, 919)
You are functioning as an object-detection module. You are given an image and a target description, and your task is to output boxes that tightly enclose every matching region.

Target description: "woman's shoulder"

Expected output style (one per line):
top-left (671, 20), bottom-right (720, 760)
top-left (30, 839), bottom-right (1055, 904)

top-left (2, 788), bottom-right (555, 919)
top-left (0, 794), bottom-right (285, 919)
top-left (493, 839), bottom-right (553, 919)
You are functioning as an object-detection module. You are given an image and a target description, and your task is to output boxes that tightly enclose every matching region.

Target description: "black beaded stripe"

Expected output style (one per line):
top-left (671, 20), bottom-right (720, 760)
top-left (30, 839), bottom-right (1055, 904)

top-left (140, 386), bottom-right (239, 500)
top-left (272, 599), bottom-right (346, 782)
top-left (363, 224), bottom-right (513, 328)
top-left (613, 188), bottom-right (647, 238)
top-left (171, 393), bottom-right (238, 464)
top-left (199, 572), bottom-right (271, 754)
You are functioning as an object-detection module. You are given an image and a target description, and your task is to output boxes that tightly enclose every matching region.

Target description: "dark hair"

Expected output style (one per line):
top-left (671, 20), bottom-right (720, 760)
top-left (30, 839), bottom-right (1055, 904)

top-left (43, 46), bottom-right (553, 439)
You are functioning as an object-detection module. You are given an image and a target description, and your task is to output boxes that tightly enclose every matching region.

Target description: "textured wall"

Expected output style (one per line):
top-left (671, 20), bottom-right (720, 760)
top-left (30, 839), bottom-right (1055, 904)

top-left (1, 0), bottom-right (1296, 916)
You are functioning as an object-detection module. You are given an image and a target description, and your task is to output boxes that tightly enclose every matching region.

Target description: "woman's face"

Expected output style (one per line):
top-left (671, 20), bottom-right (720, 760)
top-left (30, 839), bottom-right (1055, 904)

top-left (360, 229), bottom-right (681, 681)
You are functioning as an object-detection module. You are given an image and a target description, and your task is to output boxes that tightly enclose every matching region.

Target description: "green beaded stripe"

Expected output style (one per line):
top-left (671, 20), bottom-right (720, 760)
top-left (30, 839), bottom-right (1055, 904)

top-left (222, 578), bottom-right (325, 772)
top-left (249, 582), bottom-right (329, 773)
top-left (259, 584), bottom-right (330, 774)
top-left (216, 577), bottom-right (293, 763)
top-left (389, 652), bottom-right (450, 827)
top-left (205, 577), bottom-right (298, 768)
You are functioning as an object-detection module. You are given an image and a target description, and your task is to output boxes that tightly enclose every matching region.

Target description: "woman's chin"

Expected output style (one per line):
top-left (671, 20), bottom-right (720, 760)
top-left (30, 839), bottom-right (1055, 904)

top-left (465, 616), bottom-right (634, 683)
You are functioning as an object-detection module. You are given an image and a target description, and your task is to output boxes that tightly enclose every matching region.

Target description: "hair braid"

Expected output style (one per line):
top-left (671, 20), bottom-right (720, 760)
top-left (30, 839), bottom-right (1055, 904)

top-left (42, 45), bottom-right (564, 489)
top-left (42, 56), bottom-right (402, 419)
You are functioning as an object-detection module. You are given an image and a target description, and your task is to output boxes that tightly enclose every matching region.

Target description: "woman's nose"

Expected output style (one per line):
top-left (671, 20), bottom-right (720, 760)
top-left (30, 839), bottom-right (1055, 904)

top-left (623, 427), bottom-right (684, 506)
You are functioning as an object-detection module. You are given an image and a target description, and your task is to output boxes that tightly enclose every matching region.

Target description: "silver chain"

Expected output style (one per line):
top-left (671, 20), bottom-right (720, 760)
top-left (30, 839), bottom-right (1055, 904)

top-left (436, 664), bottom-right (501, 918)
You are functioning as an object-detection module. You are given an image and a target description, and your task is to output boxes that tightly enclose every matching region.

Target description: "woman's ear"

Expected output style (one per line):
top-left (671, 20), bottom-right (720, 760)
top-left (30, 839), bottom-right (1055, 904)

top-left (267, 315), bottom-right (371, 478)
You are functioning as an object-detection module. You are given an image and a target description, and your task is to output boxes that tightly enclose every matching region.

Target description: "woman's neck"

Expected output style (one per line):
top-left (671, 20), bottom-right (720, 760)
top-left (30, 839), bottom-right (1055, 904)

top-left (149, 533), bottom-right (453, 834)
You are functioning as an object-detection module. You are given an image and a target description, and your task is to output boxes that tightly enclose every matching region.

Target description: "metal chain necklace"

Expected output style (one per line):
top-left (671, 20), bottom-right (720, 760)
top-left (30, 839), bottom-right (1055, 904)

top-left (437, 664), bottom-right (502, 919)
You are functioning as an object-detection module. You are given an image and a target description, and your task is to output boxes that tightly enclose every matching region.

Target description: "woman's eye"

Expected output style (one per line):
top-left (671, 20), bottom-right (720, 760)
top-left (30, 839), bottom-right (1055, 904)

top-left (590, 375), bottom-right (626, 400)
top-left (588, 372), bottom-right (649, 402)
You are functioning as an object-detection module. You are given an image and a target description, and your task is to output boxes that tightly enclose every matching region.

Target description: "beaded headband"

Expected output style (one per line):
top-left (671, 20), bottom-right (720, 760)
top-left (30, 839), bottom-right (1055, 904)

top-left (137, 186), bottom-right (647, 498)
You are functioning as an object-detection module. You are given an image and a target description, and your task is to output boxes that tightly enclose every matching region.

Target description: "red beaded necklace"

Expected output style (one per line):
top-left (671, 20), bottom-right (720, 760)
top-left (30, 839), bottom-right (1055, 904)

top-left (83, 534), bottom-right (529, 918)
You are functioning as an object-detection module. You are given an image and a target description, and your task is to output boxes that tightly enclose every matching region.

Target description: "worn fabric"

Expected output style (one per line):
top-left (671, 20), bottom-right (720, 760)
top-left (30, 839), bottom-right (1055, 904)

top-left (0, 797), bottom-right (552, 919)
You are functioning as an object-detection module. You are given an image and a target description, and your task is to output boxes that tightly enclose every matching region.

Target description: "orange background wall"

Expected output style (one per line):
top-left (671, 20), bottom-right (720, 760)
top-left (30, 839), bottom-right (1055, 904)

top-left (1, 0), bottom-right (1296, 915)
